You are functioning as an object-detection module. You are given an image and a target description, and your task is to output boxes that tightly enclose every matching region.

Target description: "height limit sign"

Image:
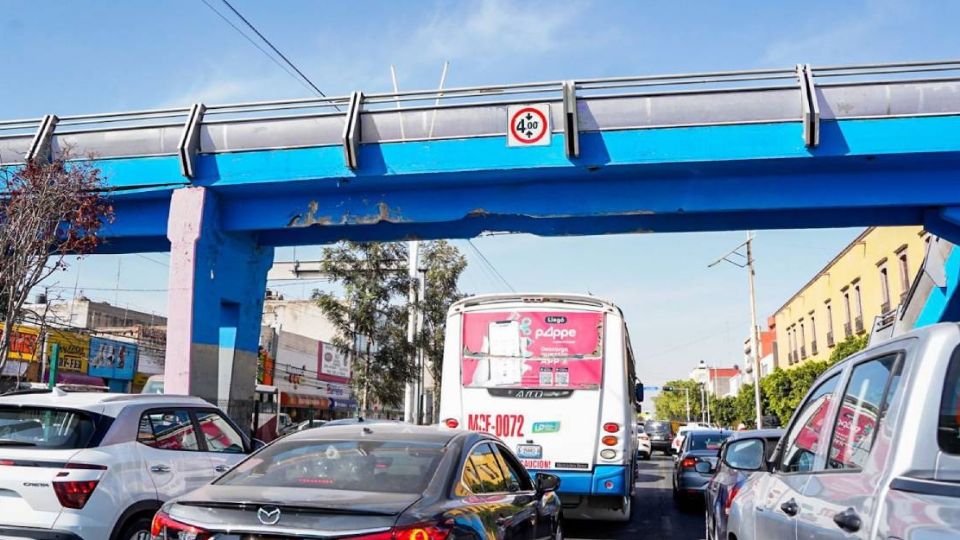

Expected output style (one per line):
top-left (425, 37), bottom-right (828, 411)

top-left (507, 104), bottom-right (551, 147)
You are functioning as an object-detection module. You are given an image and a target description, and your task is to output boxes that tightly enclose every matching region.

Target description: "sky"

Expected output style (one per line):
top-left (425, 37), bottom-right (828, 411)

top-left (2, 0), bottom-right (958, 388)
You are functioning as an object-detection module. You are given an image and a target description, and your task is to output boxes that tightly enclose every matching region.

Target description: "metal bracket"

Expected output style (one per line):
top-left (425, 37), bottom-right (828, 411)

top-left (342, 91), bottom-right (364, 170)
top-left (26, 114), bottom-right (59, 163)
top-left (797, 64), bottom-right (820, 148)
top-left (178, 103), bottom-right (206, 179)
top-left (562, 81), bottom-right (580, 158)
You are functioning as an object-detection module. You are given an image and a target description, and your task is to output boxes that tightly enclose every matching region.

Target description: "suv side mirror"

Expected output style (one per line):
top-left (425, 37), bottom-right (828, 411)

top-left (722, 438), bottom-right (766, 471)
top-left (635, 385), bottom-right (644, 403)
top-left (535, 472), bottom-right (560, 494)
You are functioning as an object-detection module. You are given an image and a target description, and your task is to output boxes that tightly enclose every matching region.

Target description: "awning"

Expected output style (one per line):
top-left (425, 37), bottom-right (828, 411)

top-left (42, 372), bottom-right (106, 387)
top-left (280, 393), bottom-right (330, 409)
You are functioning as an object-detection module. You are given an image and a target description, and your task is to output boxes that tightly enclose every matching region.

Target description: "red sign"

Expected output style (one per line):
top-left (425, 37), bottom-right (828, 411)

top-left (461, 311), bottom-right (603, 389)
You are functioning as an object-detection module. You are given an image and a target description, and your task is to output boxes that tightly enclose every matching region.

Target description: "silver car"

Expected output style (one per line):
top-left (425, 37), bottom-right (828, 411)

top-left (727, 323), bottom-right (960, 539)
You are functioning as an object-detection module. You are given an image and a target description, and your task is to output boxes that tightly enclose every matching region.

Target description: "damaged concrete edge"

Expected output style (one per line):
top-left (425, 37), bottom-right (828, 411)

top-left (287, 200), bottom-right (405, 227)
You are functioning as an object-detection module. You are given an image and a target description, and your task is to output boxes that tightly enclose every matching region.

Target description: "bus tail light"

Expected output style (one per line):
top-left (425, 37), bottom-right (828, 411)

top-left (443, 418), bottom-right (459, 429)
top-left (601, 436), bottom-right (618, 446)
top-left (600, 449), bottom-right (617, 459)
top-left (602, 423), bottom-right (620, 433)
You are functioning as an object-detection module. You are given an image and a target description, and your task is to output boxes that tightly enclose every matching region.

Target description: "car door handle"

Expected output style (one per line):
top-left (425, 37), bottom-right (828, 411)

top-left (833, 508), bottom-right (862, 532)
top-left (150, 464), bottom-right (171, 473)
top-left (780, 498), bottom-right (799, 517)
top-left (214, 465), bottom-right (230, 473)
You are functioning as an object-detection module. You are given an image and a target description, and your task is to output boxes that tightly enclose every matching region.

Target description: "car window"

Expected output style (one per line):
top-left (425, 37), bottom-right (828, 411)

top-left (468, 443), bottom-right (508, 493)
top-left (827, 354), bottom-right (901, 470)
top-left (779, 373), bottom-right (841, 473)
top-left (216, 439), bottom-right (444, 494)
top-left (456, 454), bottom-right (484, 496)
top-left (137, 410), bottom-right (200, 451)
top-left (939, 345), bottom-right (960, 454)
top-left (493, 444), bottom-right (533, 492)
top-left (0, 407), bottom-right (97, 449)
top-left (195, 411), bottom-right (246, 454)
top-left (688, 432), bottom-right (731, 452)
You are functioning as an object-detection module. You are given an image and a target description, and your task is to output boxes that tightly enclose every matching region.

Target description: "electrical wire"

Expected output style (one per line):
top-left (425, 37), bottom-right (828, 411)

top-left (466, 239), bottom-right (515, 292)
top-left (216, 0), bottom-right (333, 101)
top-left (197, 0), bottom-right (321, 98)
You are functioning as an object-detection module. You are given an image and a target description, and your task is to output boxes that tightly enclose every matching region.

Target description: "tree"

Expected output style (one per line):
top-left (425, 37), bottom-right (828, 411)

top-left (654, 379), bottom-right (704, 422)
top-left (828, 334), bottom-right (869, 364)
top-left (0, 156), bottom-right (112, 378)
top-left (313, 242), bottom-right (415, 414)
top-left (417, 240), bottom-right (467, 405)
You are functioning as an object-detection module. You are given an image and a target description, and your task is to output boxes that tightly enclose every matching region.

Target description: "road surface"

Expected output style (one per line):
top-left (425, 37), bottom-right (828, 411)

top-left (566, 454), bottom-right (705, 540)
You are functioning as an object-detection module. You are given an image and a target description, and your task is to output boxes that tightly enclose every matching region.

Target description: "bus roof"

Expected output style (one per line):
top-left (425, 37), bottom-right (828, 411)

top-left (449, 293), bottom-right (622, 315)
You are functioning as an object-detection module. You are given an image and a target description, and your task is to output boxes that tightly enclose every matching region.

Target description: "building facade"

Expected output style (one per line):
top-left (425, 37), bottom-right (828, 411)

top-left (773, 226), bottom-right (929, 369)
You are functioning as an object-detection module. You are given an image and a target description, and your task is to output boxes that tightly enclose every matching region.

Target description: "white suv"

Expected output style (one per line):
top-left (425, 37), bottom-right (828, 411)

top-left (0, 388), bottom-right (256, 540)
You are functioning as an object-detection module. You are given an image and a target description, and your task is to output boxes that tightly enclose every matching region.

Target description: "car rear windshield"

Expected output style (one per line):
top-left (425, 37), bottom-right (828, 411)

top-left (688, 432), bottom-right (731, 452)
top-left (0, 406), bottom-right (97, 449)
top-left (646, 422), bottom-right (671, 434)
top-left (216, 439), bottom-right (446, 494)
top-left (939, 345), bottom-right (960, 454)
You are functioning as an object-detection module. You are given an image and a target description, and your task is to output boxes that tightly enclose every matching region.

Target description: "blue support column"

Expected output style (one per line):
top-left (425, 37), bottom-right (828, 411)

top-left (164, 186), bottom-right (274, 426)
top-left (914, 208), bottom-right (960, 326)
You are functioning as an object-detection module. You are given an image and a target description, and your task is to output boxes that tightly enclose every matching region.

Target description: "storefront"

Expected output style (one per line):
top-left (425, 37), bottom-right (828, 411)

top-left (88, 337), bottom-right (137, 392)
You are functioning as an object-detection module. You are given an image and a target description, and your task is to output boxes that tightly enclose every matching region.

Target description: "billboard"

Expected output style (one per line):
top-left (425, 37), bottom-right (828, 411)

top-left (461, 311), bottom-right (604, 389)
top-left (88, 337), bottom-right (137, 380)
top-left (318, 341), bottom-right (350, 384)
top-left (46, 330), bottom-right (89, 373)
top-left (0, 324), bottom-right (40, 362)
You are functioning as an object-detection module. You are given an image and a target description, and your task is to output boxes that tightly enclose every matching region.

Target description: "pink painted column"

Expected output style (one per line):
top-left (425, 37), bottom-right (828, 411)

top-left (164, 186), bottom-right (274, 426)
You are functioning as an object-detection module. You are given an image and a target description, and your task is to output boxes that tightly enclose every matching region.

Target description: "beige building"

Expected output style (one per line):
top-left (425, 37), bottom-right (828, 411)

top-left (773, 226), bottom-right (929, 369)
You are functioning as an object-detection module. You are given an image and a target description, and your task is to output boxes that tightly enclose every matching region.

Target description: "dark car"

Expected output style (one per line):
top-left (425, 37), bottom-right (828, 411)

top-left (151, 423), bottom-right (564, 540)
top-left (704, 429), bottom-right (783, 540)
top-left (672, 429), bottom-right (733, 509)
top-left (645, 420), bottom-right (674, 455)
top-left (320, 417), bottom-right (399, 427)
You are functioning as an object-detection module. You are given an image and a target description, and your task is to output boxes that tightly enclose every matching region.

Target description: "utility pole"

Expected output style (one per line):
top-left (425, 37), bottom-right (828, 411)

top-left (404, 241), bottom-right (420, 424)
top-left (709, 232), bottom-right (764, 429)
top-left (685, 387), bottom-right (691, 422)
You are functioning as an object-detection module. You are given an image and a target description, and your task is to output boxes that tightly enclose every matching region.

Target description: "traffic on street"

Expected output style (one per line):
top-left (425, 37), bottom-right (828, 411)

top-left (3, 2), bottom-right (960, 539)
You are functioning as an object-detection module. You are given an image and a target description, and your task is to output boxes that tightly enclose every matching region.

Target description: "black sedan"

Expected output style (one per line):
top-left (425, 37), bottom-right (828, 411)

top-left (150, 423), bottom-right (563, 540)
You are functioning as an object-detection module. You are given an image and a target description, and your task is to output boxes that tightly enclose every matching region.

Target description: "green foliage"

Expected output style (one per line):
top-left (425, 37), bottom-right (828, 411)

top-left (417, 240), bottom-right (468, 391)
top-left (654, 379), bottom-right (705, 422)
top-left (760, 361), bottom-right (831, 425)
top-left (828, 334), bottom-right (869, 364)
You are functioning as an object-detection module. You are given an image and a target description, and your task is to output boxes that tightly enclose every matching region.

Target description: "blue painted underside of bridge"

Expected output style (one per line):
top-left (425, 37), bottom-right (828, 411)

top-left (69, 115), bottom-right (960, 253)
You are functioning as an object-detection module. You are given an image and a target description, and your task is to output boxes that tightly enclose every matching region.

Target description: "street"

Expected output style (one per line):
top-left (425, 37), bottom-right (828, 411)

top-left (567, 455), bottom-right (704, 540)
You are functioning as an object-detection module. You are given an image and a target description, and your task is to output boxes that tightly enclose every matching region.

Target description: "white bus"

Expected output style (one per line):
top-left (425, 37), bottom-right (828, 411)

top-left (438, 293), bottom-right (643, 521)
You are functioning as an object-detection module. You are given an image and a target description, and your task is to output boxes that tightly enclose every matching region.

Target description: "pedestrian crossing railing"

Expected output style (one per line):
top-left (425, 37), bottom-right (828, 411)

top-left (2, 59), bottom-right (959, 178)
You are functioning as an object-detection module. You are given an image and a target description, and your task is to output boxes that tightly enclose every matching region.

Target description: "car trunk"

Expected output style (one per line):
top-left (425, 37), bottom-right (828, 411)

top-left (0, 447), bottom-right (82, 529)
top-left (173, 485), bottom-right (419, 534)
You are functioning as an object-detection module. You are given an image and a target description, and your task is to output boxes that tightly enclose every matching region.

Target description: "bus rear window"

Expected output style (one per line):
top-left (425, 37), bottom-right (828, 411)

top-left (938, 345), bottom-right (960, 454)
top-left (0, 407), bottom-right (97, 449)
top-left (461, 310), bottom-right (604, 390)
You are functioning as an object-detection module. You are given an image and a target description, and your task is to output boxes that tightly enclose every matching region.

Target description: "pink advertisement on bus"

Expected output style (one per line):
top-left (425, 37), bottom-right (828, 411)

top-left (461, 311), bottom-right (604, 389)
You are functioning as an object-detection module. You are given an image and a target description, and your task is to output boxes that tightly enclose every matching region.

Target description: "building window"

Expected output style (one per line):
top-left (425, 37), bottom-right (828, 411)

top-left (842, 288), bottom-right (853, 337)
top-left (879, 264), bottom-right (891, 312)
top-left (799, 319), bottom-right (807, 360)
top-left (825, 301), bottom-right (835, 347)
top-left (853, 281), bottom-right (864, 333)
top-left (898, 250), bottom-right (910, 301)
top-left (809, 312), bottom-right (818, 355)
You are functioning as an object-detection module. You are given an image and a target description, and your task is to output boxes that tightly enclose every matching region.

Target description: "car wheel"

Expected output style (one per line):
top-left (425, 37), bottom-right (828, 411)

top-left (120, 516), bottom-right (152, 540)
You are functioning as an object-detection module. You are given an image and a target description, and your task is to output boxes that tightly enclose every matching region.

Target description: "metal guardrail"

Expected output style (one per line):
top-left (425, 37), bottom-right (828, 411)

top-left (2, 60), bottom-right (959, 176)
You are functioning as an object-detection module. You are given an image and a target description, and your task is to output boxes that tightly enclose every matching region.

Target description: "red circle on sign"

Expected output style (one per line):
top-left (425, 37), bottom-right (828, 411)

top-left (510, 107), bottom-right (548, 144)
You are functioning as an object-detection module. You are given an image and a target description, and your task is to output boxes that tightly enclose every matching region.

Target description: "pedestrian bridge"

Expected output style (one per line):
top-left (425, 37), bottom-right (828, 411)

top-left (3, 60), bottom-right (960, 417)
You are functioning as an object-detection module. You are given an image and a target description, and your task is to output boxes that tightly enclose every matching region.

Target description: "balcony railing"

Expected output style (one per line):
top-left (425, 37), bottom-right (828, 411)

top-left (800, 346), bottom-right (807, 360)
top-left (844, 322), bottom-right (852, 338)
top-left (855, 316), bottom-right (865, 334)
top-left (811, 341), bottom-right (819, 356)
top-left (826, 331), bottom-right (835, 347)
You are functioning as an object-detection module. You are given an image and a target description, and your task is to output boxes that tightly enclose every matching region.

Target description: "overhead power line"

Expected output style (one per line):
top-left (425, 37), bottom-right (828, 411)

top-left (216, 0), bottom-right (331, 100)
top-left (466, 239), bottom-right (515, 293)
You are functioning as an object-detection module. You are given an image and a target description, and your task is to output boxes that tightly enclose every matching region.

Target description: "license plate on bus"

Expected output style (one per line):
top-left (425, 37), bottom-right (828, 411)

top-left (517, 444), bottom-right (543, 459)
